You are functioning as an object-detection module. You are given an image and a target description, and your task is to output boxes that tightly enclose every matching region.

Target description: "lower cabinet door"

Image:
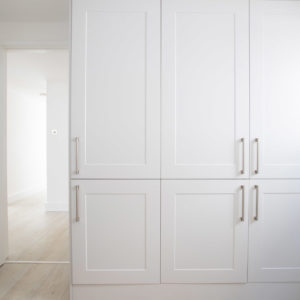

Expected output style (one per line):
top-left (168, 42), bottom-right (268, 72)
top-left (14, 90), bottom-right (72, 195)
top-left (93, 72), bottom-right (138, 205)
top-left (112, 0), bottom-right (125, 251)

top-left (161, 180), bottom-right (248, 283)
top-left (249, 180), bottom-right (300, 282)
top-left (71, 180), bottom-right (160, 284)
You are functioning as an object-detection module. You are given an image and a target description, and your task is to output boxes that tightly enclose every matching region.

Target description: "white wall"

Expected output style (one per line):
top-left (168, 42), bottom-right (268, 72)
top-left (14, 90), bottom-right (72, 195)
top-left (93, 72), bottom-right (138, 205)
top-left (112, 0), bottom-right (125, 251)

top-left (0, 48), bottom-right (8, 263)
top-left (7, 89), bottom-right (47, 202)
top-left (46, 81), bottom-right (69, 211)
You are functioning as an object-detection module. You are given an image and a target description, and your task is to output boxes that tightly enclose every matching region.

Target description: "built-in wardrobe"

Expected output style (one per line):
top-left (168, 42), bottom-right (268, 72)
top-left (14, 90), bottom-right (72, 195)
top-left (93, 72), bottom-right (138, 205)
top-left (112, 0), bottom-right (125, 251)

top-left (70, 0), bottom-right (300, 299)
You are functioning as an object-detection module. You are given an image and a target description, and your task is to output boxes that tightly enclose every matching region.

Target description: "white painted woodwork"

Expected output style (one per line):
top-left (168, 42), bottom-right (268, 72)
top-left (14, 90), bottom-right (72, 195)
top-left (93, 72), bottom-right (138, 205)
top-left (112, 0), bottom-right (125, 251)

top-left (72, 283), bottom-right (300, 300)
top-left (250, 0), bottom-right (300, 178)
top-left (249, 180), bottom-right (300, 282)
top-left (71, 180), bottom-right (160, 284)
top-left (70, 0), bottom-right (300, 295)
top-left (71, 0), bottom-right (160, 179)
top-left (161, 0), bottom-right (249, 179)
top-left (0, 48), bottom-right (8, 265)
top-left (161, 180), bottom-right (248, 283)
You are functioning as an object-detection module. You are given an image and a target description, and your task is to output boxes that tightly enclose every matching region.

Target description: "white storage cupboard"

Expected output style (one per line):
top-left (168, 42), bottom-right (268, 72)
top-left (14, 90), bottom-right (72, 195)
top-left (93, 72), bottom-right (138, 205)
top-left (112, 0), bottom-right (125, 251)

top-left (70, 0), bottom-right (300, 299)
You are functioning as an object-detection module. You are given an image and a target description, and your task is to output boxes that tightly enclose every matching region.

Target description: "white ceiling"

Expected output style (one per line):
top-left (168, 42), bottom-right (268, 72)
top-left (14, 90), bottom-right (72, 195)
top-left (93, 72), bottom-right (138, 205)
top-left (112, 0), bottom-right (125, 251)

top-left (0, 0), bottom-right (69, 22)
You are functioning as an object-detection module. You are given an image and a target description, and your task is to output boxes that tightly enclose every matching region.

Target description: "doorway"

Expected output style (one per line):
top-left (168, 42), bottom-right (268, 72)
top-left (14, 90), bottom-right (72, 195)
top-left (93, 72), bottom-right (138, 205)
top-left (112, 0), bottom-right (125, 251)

top-left (0, 49), bottom-right (70, 299)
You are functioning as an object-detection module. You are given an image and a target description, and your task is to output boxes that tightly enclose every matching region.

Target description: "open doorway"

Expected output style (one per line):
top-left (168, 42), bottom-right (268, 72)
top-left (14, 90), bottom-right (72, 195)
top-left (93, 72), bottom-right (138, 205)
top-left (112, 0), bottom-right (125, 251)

top-left (0, 0), bottom-right (70, 298)
top-left (6, 49), bottom-right (69, 262)
top-left (0, 49), bottom-right (70, 298)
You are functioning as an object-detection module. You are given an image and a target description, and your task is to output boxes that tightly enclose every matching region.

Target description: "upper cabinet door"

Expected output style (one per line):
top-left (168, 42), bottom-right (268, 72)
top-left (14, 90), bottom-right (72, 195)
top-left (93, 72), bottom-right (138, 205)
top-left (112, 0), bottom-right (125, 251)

top-left (250, 0), bottom-right (300, 178)
top-left (161, 0), bottom-right (249, 179)
top-left (71, 0), bottom-right (160, 179)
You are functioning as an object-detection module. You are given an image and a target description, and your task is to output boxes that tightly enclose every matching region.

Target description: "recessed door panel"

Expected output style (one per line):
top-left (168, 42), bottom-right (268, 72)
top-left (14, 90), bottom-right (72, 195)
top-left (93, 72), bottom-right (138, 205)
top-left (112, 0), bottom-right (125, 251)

top-left (162, 180), bottom-right (248, 283)
top-left (71, 180), bottom-right (160, 284)
top-left (71, 0), bottom-right (160, 179)
top-left (162, 0), bottom-right (249, 178)
top-left (249, 180), bottom-right (300, 282)
top-left (250, 0), bottom-right (300, 178)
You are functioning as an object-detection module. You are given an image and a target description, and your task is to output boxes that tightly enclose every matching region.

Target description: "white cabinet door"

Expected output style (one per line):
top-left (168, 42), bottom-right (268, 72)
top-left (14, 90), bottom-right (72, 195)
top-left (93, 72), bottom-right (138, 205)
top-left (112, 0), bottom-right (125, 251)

top-left (161, 180), bottom-right (248, 283)
top-left (71, 0), bottom-right (160, 179)
top-left (249, 180), bottom-right (300, 282)
top-left (250, 0), bottom-right (300, 178)
top-left (161, 0), bottom-right (249, 179)
top-left (71, 180), bottom-right (160, 284)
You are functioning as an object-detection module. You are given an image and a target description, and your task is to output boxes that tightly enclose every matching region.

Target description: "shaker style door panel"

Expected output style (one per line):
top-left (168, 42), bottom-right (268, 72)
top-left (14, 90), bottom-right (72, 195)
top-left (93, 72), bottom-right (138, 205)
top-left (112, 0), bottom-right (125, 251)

top-left (162, 0), bottom-right (249, 179)
top-left (71, 0), bottom-right (160, 179)
top-left (249, 180), bottom-right (300, 282)
top-left (161, 180), bottom-right (248, 283)
top-left (250, 0), bottom-right (300, 178)
top-left (71, 180), bottom-right (160, 284)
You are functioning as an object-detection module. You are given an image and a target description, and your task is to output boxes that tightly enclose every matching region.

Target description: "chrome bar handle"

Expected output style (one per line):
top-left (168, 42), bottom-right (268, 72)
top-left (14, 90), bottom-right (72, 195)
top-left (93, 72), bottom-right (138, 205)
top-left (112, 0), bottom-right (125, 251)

top-left (75, 137), bottom-right (79, 175)
top-left (240, 185), bottom-right (245, 222)
top-left (254, 185), bottom-right (259, 221)
top-left (255, 138), bottom-right (259, 174)
top-left (240, 138), bottom-right (245, 174)
top-left (75, 185), bottom-right (80, 222)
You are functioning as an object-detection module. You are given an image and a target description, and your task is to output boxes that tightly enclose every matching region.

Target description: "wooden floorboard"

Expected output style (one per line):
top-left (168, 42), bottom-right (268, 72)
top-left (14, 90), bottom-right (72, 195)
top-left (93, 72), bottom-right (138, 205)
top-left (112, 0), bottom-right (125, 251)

top-left (0, 263), bottom-right (70, 300)
top-left (7, 193), bottom-right (69, 262)
top-left (0, 193), bottom-right (70, 299)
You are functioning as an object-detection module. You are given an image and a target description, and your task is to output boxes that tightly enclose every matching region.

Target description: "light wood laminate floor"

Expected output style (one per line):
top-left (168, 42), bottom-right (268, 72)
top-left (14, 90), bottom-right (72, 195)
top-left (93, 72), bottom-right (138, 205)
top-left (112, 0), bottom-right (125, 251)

top-left (7, 193), bottom-right (69, 262)
top-left (0, 263), bottom-right (70, 300)
top-left (0, 193), bottom-right (70, 299)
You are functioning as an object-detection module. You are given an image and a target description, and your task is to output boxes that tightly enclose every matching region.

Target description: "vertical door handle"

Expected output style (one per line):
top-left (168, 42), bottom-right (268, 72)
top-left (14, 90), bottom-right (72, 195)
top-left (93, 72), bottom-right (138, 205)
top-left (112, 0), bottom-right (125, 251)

top-left (254, 185), bottom-right (259, 221)
top-left (255, 138), bottom-right (259, 174)
top-left (75, 137), bottom-right (79, 175)
top-left (75, 185), bottom-right (80, 222)
top-left (240, 185), bottom-right (245, 222)
top-left (240, 138), bottom-right (245, 174)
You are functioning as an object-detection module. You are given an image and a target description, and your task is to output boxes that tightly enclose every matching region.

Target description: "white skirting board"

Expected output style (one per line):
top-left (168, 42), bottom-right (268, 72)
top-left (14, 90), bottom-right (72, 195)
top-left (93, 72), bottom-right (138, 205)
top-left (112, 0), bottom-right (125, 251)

top-left (72, 283), bottom-right (300, 300)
